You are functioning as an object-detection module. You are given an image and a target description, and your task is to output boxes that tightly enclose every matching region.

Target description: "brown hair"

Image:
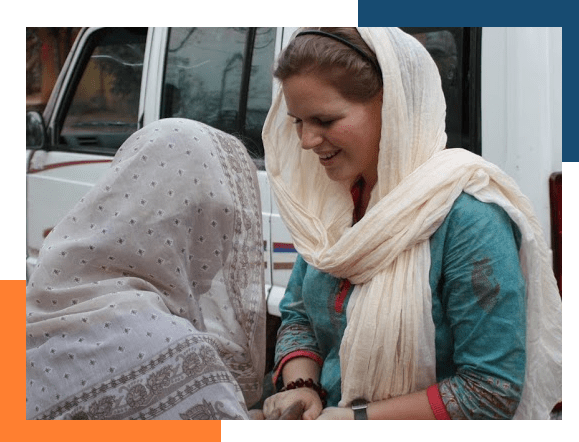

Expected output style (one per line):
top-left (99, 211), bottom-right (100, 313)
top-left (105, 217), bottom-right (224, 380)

top-left (274, 27), bottom-right (383, 102)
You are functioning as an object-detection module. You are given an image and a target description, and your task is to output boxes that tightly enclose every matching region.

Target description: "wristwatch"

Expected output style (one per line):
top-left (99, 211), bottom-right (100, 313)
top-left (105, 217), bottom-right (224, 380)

top-left (351, 398), bottom-right (368, 420)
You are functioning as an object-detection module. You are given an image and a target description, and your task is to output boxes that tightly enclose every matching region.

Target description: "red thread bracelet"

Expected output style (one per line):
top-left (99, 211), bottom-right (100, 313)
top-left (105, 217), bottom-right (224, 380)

top-left (280, 378), bottom-right (328, 407)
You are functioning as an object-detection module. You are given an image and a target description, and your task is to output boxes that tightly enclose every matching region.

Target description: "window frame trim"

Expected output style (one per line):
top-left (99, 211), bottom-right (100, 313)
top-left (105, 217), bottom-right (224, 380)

top-left (49, 27), bottom-right (149, 155)
top-left (47, 27), bottom-right (103, 148)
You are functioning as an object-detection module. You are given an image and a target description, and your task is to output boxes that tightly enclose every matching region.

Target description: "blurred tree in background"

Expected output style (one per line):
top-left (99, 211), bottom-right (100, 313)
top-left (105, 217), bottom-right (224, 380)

top-left (26, 28), bottom-right (81, 112)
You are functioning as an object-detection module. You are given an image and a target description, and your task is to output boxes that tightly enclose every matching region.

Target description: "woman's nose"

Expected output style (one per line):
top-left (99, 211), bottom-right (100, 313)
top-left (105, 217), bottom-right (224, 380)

top-left (299, 124), bottom-right (323, 150)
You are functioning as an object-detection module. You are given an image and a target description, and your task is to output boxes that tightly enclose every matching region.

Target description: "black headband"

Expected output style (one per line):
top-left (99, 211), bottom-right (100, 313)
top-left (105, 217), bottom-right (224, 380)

top-left (295, 30), bottom-right (383, 79)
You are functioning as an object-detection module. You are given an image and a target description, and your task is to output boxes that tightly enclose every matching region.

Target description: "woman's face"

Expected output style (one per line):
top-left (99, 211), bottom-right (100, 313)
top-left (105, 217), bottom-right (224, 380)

top-left (282, 72), bottom-right (382, 187)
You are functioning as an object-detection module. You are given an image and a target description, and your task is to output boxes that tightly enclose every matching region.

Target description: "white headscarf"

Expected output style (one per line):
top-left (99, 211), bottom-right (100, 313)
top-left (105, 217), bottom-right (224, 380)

top-left (263, 27), bottom-right (561, 419)
top-left (27, 118), bottom-right (266, 419)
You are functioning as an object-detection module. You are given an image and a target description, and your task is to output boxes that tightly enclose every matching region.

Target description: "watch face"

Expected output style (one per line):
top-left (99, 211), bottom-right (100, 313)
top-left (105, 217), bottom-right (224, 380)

top-left (351, 398), bottom-right (368, 409)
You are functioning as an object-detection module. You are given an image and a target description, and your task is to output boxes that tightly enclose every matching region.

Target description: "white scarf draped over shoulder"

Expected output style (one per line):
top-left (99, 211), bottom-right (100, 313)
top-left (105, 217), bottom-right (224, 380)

top-left (262, 27), bottom-right (561, 419)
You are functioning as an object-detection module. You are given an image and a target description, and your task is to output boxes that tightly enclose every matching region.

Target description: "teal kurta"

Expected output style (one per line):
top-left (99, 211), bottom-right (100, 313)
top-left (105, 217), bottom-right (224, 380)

top-left (274, 193), bottom-right (526, 419)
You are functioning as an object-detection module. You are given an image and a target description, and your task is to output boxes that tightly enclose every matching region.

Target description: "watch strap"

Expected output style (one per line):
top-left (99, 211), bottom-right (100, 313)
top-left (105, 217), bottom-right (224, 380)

top-left (351, 398), bottom-right (368, 420)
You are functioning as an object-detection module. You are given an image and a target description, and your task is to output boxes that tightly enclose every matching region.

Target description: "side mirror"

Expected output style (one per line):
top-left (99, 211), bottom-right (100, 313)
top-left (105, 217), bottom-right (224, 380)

top-left (26, 111), bottom-right (47, 149)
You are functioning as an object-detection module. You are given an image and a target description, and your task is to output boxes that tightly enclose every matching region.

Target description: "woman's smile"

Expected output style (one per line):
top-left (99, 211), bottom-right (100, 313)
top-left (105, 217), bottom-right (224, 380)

top-left (316, 149), bottom-right (341, 164)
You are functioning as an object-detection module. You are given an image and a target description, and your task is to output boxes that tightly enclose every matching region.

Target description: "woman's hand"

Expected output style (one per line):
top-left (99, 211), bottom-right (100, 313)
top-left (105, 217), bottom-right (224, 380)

top-left (263, 388), bottom-right (323, 420)
top-left (247, 409), bottom-right (265, 420)
top-left (316, 406), bottom-right (354, 420)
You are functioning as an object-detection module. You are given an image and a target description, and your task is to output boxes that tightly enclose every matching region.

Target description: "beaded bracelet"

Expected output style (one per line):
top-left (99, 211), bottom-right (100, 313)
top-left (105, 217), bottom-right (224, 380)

top-left (280, 378), bottom-right (328, 407)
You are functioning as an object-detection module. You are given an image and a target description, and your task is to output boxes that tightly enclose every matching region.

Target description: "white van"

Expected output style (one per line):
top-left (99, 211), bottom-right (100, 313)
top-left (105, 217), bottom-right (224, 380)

top-left (26, 27), bottom-right (562, 320)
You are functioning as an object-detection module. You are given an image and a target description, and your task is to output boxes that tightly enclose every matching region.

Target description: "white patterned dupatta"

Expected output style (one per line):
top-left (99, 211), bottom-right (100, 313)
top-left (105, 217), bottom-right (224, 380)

top-left (263, 27), bottom-right (561, 418)
top-left (26, 118), bottom-right (266, 420)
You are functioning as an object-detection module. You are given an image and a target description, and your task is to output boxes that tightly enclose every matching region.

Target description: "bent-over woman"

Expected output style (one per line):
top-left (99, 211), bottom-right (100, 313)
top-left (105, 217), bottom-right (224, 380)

top-left (26, 118), bottom-right (266, 419)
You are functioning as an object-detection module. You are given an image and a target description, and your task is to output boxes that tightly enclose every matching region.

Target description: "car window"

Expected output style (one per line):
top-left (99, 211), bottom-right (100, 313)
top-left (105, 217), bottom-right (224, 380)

top-left (162, 27), bottom-right (276, 169)
top-left (59, 28), bottom-right (147, 154)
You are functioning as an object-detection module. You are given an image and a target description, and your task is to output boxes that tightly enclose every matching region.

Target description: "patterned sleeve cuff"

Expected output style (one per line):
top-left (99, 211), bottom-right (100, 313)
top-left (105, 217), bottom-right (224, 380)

top-left (427, 384), bottom-right (451, 420)
top-left (272, 350), bottom-right (324, 387)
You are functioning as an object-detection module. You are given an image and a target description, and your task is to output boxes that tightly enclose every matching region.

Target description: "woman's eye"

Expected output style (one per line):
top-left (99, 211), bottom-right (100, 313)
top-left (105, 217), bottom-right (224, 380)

top-left (290, 117), bottom-right (333, 127)
top-left (315, 117), bottom-right (335, 127)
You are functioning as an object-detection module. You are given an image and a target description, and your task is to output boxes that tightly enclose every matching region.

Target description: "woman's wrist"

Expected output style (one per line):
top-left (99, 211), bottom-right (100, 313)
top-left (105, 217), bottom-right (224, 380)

top-left (280, 377), bottom-right (328, 407)
top-left (280, 356), bottom-right (321, 386)
top-left (363, 389), bottom-right (437, 419)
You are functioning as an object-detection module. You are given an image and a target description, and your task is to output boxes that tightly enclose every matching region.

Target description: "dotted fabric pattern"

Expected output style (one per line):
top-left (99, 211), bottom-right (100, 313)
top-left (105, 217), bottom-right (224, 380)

top-left (26, 119), bottom-right (266, 419)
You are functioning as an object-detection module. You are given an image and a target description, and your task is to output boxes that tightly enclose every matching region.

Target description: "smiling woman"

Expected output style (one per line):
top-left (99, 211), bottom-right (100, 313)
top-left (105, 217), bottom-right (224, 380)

top-left (261, 27), bottom-right (561, 420)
